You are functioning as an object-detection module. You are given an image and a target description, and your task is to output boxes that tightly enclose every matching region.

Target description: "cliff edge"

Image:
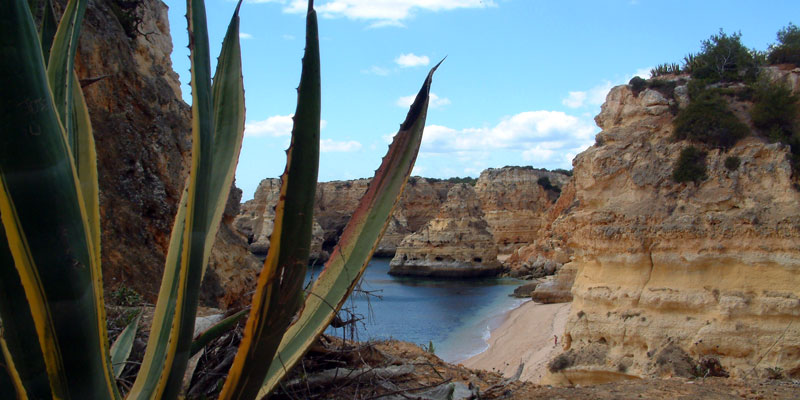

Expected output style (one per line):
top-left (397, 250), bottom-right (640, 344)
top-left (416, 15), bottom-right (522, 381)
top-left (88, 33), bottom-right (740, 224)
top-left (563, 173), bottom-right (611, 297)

top-left (544, 67), bottom-right (800, 384)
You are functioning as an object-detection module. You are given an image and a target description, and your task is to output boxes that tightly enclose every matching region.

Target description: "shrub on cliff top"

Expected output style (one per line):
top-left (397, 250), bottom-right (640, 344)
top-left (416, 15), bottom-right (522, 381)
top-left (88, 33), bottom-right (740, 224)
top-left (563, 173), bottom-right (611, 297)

top-left (688, 29), bottom-right (760, 83)
top-left (673, 146), bottom-right (708, 183)
top-left (537, 176), bottom-right (561, 193)
top-left (673, 90), bottom-right (749, 149)
top-left (751, 79), bottom-right (800, 146)
top-left (768, 23), bottom-right (800, 66)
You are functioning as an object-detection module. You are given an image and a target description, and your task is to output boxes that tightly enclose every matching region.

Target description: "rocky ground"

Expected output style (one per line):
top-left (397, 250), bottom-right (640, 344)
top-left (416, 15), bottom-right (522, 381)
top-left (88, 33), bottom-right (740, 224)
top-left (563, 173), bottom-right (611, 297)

top-left (108, 305), bottom-right (800, 400)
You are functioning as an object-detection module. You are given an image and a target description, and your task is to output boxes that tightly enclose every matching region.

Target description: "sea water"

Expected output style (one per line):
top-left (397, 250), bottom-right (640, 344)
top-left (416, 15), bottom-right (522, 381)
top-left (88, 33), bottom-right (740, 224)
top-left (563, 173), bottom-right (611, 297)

top-left (306, 258), bottom-right (526, 363)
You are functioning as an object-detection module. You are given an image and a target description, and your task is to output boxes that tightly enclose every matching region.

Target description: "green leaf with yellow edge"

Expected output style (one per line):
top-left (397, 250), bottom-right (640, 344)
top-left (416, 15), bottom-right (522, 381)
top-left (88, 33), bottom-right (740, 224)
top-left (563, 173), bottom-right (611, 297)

top-left (38, 0), bottom-right (57, 64)
top-left (220, 2), bottom-right (319, 398)
top-left (189, 308), bottom-right (249, 357)
top-left (127, 1), bottom-right (245, 398)
top-left (0, 1), bottom-right (118, 398)
top-left (110, 310), bottom-right (142, 379)
top-left (46, 0), bottom-right (86, 144)
top-left (0, 227), bottom-right (51, 399)
top-left (126, 185), bottom-right (187, 399)
top-left (258, 59), bottom-right (442, 398)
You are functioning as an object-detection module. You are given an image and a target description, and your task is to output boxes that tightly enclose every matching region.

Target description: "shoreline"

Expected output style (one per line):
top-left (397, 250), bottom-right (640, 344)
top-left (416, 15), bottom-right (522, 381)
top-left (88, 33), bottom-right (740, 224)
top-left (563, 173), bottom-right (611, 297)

top-left (462, 300), bottom-right (571, 383)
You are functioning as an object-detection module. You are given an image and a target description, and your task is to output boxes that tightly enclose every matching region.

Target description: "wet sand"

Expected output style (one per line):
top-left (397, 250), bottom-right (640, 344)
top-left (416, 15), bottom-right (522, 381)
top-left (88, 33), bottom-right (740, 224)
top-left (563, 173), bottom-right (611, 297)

top-left (462, 301), bottom-right (571, 383)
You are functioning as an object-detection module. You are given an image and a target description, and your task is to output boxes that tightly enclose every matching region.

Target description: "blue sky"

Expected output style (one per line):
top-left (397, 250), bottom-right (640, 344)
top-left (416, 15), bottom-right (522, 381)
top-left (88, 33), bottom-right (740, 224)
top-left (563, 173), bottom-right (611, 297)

top-left (162, 0), bottom-right (799, 200)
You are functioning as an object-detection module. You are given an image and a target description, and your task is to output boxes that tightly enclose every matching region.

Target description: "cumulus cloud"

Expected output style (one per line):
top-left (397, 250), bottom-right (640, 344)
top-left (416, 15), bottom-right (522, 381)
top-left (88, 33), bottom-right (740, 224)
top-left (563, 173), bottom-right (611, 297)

top-left (563, 67), bottom-right (651, 109)
top-left (239, 32), bottom-right (254, 39)
top-left (561, 81), bottom-right (613, 109)
top-left (395, 53), bottom-right (430, 68)
top-left (396, 92), bottom-right (450, 108)
top-left (562, 91), bottom-right (587, 108)
top-left (321, 139), bottom-right (362, 152)
top-left (420, 110), bottom-right (596, 164)
top-left (276, 0), bottom-right (495, 25)
top-left (245, 114), bottom-right (326, 137)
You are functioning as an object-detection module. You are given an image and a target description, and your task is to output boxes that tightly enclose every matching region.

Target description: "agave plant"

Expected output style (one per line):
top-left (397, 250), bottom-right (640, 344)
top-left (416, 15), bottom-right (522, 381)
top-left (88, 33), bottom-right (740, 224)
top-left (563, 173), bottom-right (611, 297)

top-left (0, 0), bottom-right (438, 398)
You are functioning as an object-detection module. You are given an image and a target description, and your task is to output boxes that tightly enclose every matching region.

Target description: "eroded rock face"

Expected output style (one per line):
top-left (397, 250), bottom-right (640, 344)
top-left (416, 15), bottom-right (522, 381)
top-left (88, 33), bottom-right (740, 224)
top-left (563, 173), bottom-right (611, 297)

top-left (550, 70), bottom-right (800, 382)
top-left (236, 176), bottom-right (451, 261)
top-left (70, 0), bottom-right (258, 307)
top-left (389, 184), bottom-right (502, 277)
top-left (234, 178), bottom-right (327, 263)
top-left (475, 167), bottom-right (568, 257)
top-left (203, 185), bottom-right (262, 309)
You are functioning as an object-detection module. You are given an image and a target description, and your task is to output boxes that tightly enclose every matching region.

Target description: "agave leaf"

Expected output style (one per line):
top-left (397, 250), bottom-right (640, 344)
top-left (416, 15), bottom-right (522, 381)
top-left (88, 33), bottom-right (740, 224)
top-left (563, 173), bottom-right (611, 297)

top-left (189, 308), bottom-right (249, 357)
top-left (0, 1), bottom-right (117, 398)
top-left (46, 0), bottom-right (86, 146)
top-left (219, 2), bottom-right (320, 398)
top-left (0, 335), bottom-right (25, 398)
top-left (71, 70), bottom-right (102, 272)
top-left (127, 1), bottom-right (245, 398)
top-left (126, 185), bottom-right (187, 399)
top-left (0, 227), bottom-right (51, 399)
top-left (258, 60), bottom-right (441, 397)
top-left (38, 0), bottom-right (57, 64)
top-left (110, 310), bottom-right (142, 379)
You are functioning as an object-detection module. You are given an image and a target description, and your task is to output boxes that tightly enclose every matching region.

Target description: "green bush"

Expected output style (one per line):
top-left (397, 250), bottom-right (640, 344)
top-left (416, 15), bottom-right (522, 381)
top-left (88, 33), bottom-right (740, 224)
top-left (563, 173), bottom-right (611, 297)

top-left (724, 155), bottom-right (741, 171)
top-left (673, 90), bottom-right (749, 149)
top-left (673, 146), bottom-right (708, 183)
top-left (689, 30), bottom-right (760, 83)
top-left (537, 176), bottom-right (561, 193)
top-left (629, 76), bottom-right (646, 96)
top-left (751, 80), bottom-right (800, 146)
top-left (768, 23), bottom-right (800, 66)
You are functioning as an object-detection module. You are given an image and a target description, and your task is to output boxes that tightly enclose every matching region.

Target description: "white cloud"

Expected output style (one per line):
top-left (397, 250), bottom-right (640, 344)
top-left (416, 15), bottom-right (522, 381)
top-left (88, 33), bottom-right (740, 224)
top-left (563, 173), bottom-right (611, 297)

top-left (630, 67), bottom-right (651, 81)
top-left (245, 114), bottom-right (294, 137)
top-left (563, 67), bottom-right (652, 109)
top-left (563, 81), bottom-right (613, 109)
top-left (281, 34), bottom-right (295, 40)
top-left (396, 92), bottom-right (450, 108)
top-left (420, 111), bottom-right (596, 163)
top-left (562, 91), bottom-right (587, 108)
top-left (277, 0), bottom-right (495, 25)
top-left (395, 53), bottom-right (429, 68)
top-left (239, 32), bottom-right (254, 39)
top-left (245, 114), bottom-right (327, 137)
top-left (321, 139), bottom-right (362, 152)
top-left (362, 65), bottom-right (390, 76)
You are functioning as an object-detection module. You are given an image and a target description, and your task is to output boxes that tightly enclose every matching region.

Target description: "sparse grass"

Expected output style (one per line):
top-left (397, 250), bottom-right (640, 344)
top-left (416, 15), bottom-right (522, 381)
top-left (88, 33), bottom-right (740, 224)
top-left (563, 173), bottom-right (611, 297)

top-left (109, 285), bottom-right (145, 307)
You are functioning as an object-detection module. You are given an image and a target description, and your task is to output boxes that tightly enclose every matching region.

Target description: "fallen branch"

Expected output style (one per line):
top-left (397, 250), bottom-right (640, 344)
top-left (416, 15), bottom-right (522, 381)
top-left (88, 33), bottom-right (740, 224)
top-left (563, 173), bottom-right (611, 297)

top-left (284, 365), bottom-right (415, 390)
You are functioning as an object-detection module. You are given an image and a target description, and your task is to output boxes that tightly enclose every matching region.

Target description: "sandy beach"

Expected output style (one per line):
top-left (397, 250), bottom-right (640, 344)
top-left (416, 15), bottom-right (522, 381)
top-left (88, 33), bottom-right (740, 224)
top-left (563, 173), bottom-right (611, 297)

top-left (462, 301), bottom-right (571, 383)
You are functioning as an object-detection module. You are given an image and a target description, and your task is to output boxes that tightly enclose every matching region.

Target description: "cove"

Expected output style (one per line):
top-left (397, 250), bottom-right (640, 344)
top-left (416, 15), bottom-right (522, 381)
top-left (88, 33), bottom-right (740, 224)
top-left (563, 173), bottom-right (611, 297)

top-left (306, 258), bottom-right (526, 363)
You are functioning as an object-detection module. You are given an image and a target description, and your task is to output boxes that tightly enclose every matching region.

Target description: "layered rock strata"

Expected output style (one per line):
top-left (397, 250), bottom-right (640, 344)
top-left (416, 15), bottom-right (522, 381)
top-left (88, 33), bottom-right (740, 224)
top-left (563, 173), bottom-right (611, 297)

top-left (547, 69), bottom-right (800, 383)
top-left (234, 179), bottom-right (327, 263)
top-left (236, 176), bottom-right (451, 262)
top-left (389, 184), bottom-right (503, 277)
top-left (475, 167), bottom-right (568, 257)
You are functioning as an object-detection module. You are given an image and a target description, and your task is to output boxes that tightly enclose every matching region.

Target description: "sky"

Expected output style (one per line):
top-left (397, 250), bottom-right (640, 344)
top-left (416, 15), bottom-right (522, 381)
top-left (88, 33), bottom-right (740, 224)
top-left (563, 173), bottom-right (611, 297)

top-left (162, 0), bottom-right (799, 200)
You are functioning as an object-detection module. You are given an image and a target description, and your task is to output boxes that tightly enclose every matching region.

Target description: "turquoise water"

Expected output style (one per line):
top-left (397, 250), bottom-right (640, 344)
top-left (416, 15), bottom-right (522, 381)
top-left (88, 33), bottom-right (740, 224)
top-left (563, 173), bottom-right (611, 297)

top-left (306, 258), bottom-right (526, 363)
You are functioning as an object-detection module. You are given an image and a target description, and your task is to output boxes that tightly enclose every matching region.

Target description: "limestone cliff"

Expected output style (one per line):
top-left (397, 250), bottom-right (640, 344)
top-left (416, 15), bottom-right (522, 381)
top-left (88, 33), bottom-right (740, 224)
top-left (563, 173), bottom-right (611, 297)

top-left (389, 184), bottom-right (503, 277)
top-left (70, 0), bottom-right (258, 306)
top-left (546, 68), bottom-right (800, 383)
top-left (475, 167), bottom-right (568, 258)
top-left (234, 178), bottom-right (326, 263)
top-left (236, 176), bottom-right (451, 261)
